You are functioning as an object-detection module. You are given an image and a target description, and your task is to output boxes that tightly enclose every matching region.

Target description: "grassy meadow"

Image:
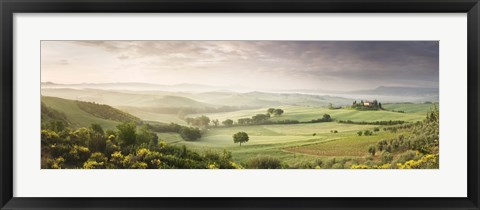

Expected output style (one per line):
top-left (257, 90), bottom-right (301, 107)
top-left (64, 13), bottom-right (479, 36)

top-left (41, 87), bottom-right (438, 169)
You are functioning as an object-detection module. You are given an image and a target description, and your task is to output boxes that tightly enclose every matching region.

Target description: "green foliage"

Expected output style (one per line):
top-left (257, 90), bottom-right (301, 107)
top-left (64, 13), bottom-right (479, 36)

top-left (137, 124), bottom-right (159, 145)
top-left (179, 127), bottom-right (202, 141)
top-left (147, 123), bottom-right (201, 141)
top-left (395, 150), bottom-right (418, 164)
top-left (89, 123), bottom-right (106, 153)
top-left (357, 131), bottom-right (363, 136)
top-left (351, 100), bottom-right (381, 110)
top-left (41, 102), bottom-right (70, 131)
top-left (358, 108), bottom-right (439, 169)
top-left (185, 115), bottom-right (210, 128)
top-left (309, 114), bottom-right (333, 123)
top-left (251, 114), bottom-right (270, 124)
top-left (368, 145), bottom-right (376, 156)
top-left (273, 109), bottom-right (284, 116)
top-left (212, 119), bottom-right (219, 127)
top-left (380, 151), bottom-right (393, 163)
top-left (222, 119), bottom-right (234, 127)
top-left (364, 130), bottom-right (373, 136)
top-left (116, 122), bottom-right (137, 146)
top-left (267, 108), bottom-right (276, 115)
top-left (338, 120), bottom-right (406, 125)
top-left (246, 156), bottom-right (282, 169)
top-left (41, 124), bottom-right (240, 169)
top-left (237, 118), bottom-right (252, 125)
top-left (233, 132), bottom-right (249, 146)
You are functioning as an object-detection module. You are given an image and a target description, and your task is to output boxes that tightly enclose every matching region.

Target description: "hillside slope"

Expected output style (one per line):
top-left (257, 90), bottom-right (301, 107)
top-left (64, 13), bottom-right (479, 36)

top-left (41, 96), bottom-right (139, 129)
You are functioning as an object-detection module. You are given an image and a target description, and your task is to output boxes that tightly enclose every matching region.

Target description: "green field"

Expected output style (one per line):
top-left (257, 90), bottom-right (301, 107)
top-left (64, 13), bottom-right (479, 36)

top-left (382, 103), bottom-right (437, 113)
top-left (41, 89), bottom-right (437, 168)
top-left (189, 105), bottom-right (428, 123)
top-left (155, 122), bottom-right (399, 164)
top-left (42, 96), bottom-right (123, 129)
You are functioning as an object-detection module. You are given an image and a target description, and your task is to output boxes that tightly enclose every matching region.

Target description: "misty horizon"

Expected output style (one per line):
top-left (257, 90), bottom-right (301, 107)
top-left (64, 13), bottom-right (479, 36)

top-left (41, 80), bottom-right (439, 93)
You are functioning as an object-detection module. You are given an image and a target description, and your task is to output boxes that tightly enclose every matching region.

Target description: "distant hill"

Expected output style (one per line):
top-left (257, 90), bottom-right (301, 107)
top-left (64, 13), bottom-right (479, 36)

top-left (348, 86), bottom-right (438, 96)
top-left (41, 96), bottom-right (140, 129)
top-left (41, 82), bottom-right (248, 93)
top-left (42, 88), bottom-right (355, 109)
top-left (41, 88), bottom-right (214, 109)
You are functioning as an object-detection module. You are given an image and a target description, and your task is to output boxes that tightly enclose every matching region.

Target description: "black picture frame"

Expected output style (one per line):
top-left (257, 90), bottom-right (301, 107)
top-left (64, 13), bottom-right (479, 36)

top-left (1, 0), bottom-right (479, 209)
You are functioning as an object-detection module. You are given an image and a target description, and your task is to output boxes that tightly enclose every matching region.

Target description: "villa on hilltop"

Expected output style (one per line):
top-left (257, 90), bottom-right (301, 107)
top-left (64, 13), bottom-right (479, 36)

top-left (352, 99), bottom-right (382, 110)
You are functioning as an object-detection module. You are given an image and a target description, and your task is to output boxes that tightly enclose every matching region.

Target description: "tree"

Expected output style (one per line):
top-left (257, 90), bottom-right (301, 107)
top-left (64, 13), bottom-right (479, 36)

top-left (373, 127), bottom-right (380, 132)
top-left (89, 123), bottom-right (106, 153)
top-left (233, 132), bottom-right (249, 146)
top-left (380, 151), bottom-right (393, 163)
top-left (212, 119), bottom-right (219, 127)
top-left (357, 131), bottom-right (363, 136)
top-left (179, 127), bottom-right (201, 141)
top-left (185, 117), bottom-right (194, 125)
top-left (197, 115), bottom-right (211, 128)
top-left (273, 109), bottom-right (284, 116)
top-left (251, 114), bottom-right (270, 124)
top-left (267, 108), bottom-right (276, 115)
top-left (368, 145), bottom-right (376, 156)
top-left (322, 114), bottom-right (332, 121)
top-left (222, 119), bottom-right (234, 127)
top-left (137, 124), bottom-right (157, 146)
top-left (116, 121), bottom-right (137, 146)
top-left (237, 118), bottom-right (251, 125)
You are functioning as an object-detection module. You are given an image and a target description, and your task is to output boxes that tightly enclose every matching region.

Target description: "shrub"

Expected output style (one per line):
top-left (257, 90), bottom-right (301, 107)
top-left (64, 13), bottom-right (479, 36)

top-left (246, 156), bottom-right (282, 169)
top-left (179, 127), bottom-right (201, 141)
top-left (380, 151), bottom-right (393, 164)
top-left (332, 163), bottom-right (344, 169)
top-left (396, 150), bottom-right (417, 164)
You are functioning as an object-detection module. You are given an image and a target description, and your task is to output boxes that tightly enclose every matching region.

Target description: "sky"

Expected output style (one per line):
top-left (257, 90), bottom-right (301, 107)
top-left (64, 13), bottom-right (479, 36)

top-left (41, 41), bottom-right (439, 91)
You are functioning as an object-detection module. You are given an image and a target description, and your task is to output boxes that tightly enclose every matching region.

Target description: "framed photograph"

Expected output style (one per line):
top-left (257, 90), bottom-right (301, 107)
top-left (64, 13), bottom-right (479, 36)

top-left (1, 0), bottom-right (479, 209)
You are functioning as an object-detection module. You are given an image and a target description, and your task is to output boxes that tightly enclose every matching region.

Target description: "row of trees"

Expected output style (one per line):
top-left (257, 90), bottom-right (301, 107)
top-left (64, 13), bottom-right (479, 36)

top-left (185, 108), bottom-right (286, 128)
top-left (267, 108), bottom-right (284, 116)
top-left (338, 120), bottom-right (406, 125)
top-left (146, 123), bottom-right (202, 141)
top-left (309, 114), bottom-right (332, 123)
top-left (184, 115), bottom-right (211, 128)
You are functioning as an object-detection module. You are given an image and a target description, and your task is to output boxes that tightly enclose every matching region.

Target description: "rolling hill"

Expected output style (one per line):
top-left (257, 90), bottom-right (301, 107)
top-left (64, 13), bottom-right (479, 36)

top-left (41, 96), bottom-right (139, 129)
top-left (41, 87), bottom-right (355, 109)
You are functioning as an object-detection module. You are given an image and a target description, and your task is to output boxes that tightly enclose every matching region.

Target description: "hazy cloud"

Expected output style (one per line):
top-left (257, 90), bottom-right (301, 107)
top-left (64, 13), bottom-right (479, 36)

top-left (58, 59), bottom-right (69, 65)
top-left (41, 41), bottom-right (439, 91)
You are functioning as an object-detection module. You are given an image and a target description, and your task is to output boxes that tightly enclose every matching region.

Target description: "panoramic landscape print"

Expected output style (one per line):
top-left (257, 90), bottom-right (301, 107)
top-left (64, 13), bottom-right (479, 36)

top-left (41, 41), bottom-right (439, 169)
